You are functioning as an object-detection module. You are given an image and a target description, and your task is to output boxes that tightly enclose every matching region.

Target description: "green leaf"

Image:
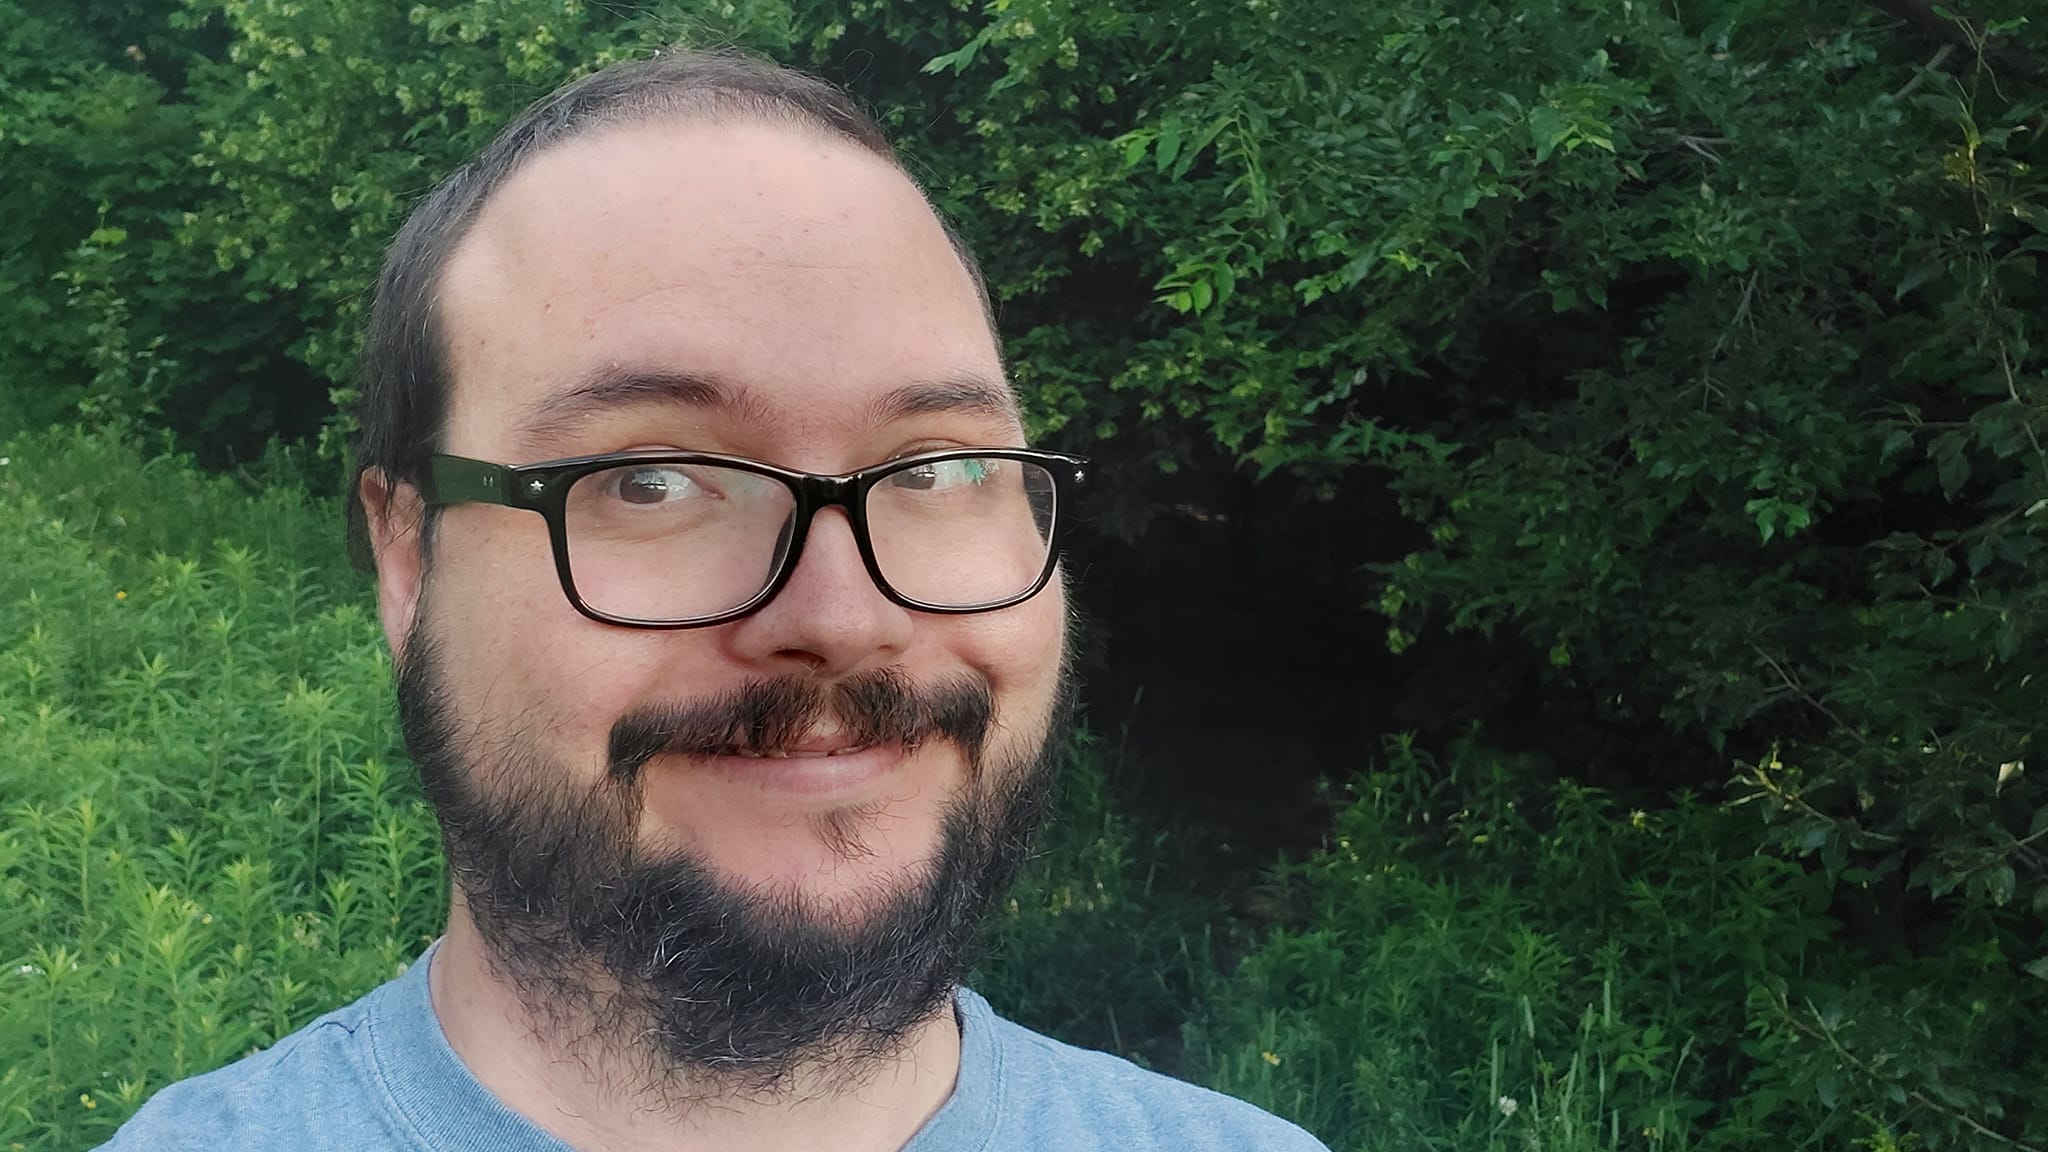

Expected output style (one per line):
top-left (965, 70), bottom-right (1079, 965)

top-left (1966, 537), bottom-right (1996, 575)
top-left (1937, 447), bottom-right (1971, 496)
top-left (1987, 865), bottom-right (2016, 907)
top-left (1154, 118), bottom-right (1184, 176)
top-left (1795, 823), bottom-right (1829, 854)
top-left (1893, 262), bottom-right (1945, 300)
top-left (1213, 263), bottom-right (1237, 305)
top-left (1529, 105), bottom-right (1570, 163)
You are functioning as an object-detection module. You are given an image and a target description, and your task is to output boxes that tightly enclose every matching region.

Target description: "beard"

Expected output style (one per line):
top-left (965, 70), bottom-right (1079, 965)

top-left (393, 620), bottom-right (1070, 1099)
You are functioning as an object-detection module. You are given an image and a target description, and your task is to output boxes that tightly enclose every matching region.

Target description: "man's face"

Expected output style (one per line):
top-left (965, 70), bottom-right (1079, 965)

top-left (370, 118), bottom-right (1070, 1076)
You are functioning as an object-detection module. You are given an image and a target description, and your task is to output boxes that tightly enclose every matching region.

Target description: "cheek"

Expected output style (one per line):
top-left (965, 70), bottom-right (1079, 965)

top-left (423, 512), bottom-right (675, 763)
top-left (956, 584), bottom-right (1068, 746)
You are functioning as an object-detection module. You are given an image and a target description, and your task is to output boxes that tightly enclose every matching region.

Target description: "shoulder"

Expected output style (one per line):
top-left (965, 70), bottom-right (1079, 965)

top-left (969, 994), bottom-right (1329, 1151)
top-left (97, 986), bottom-right (409, 1152)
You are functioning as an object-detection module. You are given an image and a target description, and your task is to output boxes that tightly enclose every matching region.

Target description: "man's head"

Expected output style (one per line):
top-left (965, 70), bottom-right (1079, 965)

top-left (352, 50), bottom-right (1074, 1094)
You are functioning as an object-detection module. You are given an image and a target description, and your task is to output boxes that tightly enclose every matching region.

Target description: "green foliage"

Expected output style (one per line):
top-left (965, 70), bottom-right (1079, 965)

top-left (976, 739), bottom-right (1228, 1070)
top-left (0, 428), bottom-right (424, 1149)
top-left (0, 427), bottom-right (1217, 1148)
top-left (0, 0), bottom-right (781, 456)
top-left (1189, 738), bottom-right (2048, 1151)
top-left (1363, 11), bottom-right (2048, 920)
top-left (4, 1), bottom-right (2040, 926)
top-left (6, 1), bottom-right (2048, 1145)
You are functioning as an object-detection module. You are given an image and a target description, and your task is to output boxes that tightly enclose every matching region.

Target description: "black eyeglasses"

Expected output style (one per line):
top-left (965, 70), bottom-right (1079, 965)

top-left (422, 447), bottom-right (1087, 629)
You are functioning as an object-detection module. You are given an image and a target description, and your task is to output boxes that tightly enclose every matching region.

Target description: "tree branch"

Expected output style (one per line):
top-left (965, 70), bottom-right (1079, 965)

top-left (1862, 0), bottom-right (2046, 85)
top-left (1771, 988), bottom-right (2047, 1152)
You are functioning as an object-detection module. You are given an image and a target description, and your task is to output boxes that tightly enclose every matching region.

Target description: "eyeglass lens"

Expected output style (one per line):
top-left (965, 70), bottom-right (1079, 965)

top-left (561, 457), bottom-right (1058, 622)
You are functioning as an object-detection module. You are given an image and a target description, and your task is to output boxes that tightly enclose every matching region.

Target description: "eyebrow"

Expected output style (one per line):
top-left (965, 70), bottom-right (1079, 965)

top-left (511, 366), bottom-right (746, 449)
top-left (867, 373), bottom-right (1019, 427)
top-left (511, 365), bottom-right (1020, 450)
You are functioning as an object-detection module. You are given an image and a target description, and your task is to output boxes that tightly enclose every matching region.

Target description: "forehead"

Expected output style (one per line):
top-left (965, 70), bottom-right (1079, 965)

top-left (435, 116), bottom-right (1010, 462)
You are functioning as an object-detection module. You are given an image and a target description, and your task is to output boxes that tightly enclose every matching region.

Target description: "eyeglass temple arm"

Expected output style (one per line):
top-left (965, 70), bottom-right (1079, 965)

top-left (423, 454), bottom-right (518, 508)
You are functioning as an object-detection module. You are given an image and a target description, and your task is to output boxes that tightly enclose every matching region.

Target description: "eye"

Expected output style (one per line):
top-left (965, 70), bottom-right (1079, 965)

top-left (891, 458), bottom-right (997, 491)
top-left (610, 465), bottom-right (707, 505)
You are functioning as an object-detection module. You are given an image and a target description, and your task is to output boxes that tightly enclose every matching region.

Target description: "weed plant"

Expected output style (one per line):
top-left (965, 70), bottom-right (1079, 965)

top-left (0, 429), bottom-right (427, 1149)
top-left (1189, 737), bottom-right (2047, 1151)
top-left (0, 428), bottom-right (1216, 1150)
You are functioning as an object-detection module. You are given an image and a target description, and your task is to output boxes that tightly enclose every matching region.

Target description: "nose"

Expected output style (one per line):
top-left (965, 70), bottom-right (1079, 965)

top-left (722, 506), bottom-right (914, 676)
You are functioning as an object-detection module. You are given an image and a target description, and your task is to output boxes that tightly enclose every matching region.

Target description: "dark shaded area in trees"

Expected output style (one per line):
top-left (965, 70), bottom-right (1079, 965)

top-left (1067, 264), bottom-right (1733, 867)
top-left (1068, 465), bottom-right (1727, 873)
top-left (1068, 469), bottom-right (1404, 866)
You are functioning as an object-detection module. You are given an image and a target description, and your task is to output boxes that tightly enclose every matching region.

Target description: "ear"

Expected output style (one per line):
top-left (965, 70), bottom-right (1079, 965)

top-left (360, 468), bottom-right (428, 659)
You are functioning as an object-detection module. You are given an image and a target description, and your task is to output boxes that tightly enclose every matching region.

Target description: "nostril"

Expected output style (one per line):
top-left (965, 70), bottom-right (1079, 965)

top-left (775, 649), bottom-right (827, 672)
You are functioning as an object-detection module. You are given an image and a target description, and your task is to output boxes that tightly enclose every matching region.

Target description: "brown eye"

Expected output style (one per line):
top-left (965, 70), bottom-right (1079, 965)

top-left (889, 458), bottom-right (996, 492)
top-left (611, 466), bottom-right (703, 505)
top-left (893, 463), bottom-right (938, 491)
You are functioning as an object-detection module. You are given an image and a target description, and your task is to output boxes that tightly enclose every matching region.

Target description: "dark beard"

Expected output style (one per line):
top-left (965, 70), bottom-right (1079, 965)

top-left (395, 626), bottom-right (1068, 1097)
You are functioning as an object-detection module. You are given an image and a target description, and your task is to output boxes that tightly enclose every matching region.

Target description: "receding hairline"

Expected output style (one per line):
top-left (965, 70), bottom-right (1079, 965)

top-left (430, 103), bottom-right (1012, 448)
top-left (345, 51), bottom-right (1003, 571)
top-left (441, 102), bottom-right (927, 279)
top-left (429, 94), bottom-right (997, 361)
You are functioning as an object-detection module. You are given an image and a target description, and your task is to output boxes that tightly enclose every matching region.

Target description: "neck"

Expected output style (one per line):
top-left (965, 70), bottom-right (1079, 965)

top-left (428, 900), bottom-right (964, 1152)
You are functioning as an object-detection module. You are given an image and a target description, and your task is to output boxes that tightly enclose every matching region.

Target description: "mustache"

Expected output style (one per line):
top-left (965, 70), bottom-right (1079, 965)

top-left (605, 668), bottom-right (995, 784)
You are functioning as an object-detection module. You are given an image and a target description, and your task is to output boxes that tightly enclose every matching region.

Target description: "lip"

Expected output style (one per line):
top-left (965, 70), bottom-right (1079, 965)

top-left (672, 741), bottom-right (910, 798)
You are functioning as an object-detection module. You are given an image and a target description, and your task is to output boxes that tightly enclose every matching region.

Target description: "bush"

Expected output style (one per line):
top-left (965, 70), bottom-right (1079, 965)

top-left (1189, 738), bottom-right (2048, 1151)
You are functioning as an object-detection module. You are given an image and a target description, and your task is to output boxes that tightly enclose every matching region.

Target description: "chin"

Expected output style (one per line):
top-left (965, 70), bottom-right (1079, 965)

top-left (638, 746), bottom-right (959, 880)
top-left (722, 805), bottom-right (951, 913)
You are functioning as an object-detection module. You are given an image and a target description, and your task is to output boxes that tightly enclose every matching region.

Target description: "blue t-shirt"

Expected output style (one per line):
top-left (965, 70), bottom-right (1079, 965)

top-left (100, 944), bottom-right (1326, 1151)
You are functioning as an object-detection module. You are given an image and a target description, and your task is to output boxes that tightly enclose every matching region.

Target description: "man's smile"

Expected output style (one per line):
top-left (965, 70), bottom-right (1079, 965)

top-left (662, 740), bottom-right (918, 800)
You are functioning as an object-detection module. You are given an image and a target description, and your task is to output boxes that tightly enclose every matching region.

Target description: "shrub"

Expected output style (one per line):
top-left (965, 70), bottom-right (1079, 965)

top-left (1189, 738), bottom-right (2048, 1150)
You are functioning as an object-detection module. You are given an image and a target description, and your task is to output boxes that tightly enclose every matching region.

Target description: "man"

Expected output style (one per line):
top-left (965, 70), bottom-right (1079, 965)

top-left (104, 49), bottom-right (1325, 1152)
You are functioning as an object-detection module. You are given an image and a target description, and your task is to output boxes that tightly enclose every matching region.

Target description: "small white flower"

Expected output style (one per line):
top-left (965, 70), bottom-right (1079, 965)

top-left (0, 457), bottom-right (10, 466)
top-left (1498, 1095), bottom-right (1519, 1118)
top-left (15, 963), bottom-right (45, 977)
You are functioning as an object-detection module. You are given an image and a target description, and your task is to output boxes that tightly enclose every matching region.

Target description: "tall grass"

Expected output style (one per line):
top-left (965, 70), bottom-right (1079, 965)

top-left (0, 429), bottom-right (430, 1149)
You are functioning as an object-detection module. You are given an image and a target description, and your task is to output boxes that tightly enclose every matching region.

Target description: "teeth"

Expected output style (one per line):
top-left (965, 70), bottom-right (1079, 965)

top-left (731, 745), bottom-right (871, 760)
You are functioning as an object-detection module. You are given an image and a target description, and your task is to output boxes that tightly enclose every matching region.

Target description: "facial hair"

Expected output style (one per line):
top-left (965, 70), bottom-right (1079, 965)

top-left (394, 625), bottom-right (1069, 1098)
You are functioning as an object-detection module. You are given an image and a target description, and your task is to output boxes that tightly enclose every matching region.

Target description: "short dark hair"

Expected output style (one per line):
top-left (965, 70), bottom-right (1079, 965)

top-left (348, 48), bottom-right (991, 569)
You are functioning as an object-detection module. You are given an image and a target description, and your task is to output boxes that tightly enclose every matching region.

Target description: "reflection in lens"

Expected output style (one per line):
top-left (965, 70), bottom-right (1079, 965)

top-left (869, 458), bottom-right (1056, 608)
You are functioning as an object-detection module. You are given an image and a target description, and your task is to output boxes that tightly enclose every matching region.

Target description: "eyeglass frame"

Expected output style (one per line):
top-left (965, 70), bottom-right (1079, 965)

top-left (421, 446), bottom-right (1088, 629)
